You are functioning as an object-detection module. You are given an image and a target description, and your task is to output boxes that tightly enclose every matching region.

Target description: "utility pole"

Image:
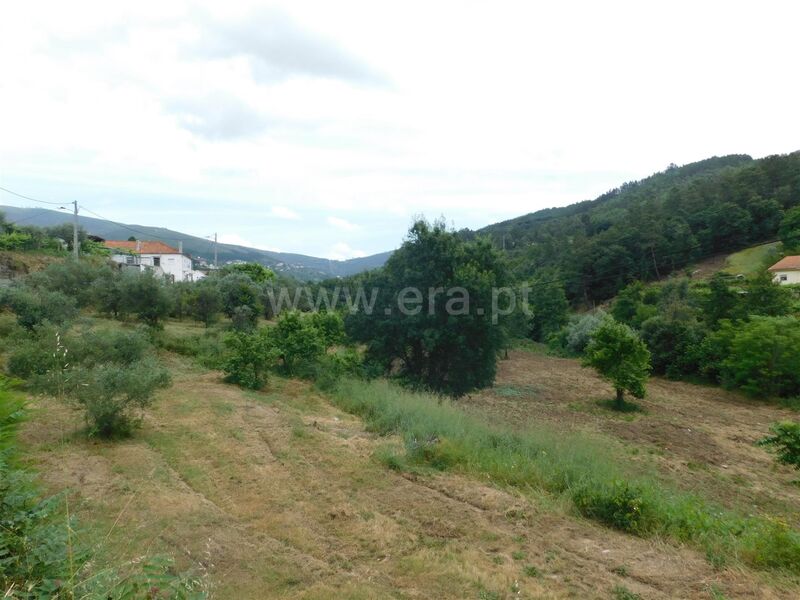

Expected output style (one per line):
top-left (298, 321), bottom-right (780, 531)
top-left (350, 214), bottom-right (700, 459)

top-left (72, 201), bottom-right (79, 260)
top-left (214, 232), bottom-right (218, 268)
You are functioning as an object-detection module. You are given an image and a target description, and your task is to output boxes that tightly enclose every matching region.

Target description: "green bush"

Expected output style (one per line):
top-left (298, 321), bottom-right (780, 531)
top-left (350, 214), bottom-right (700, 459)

top-left (572, 480), bottom-right (652, 533)
top-left (583, 318), bottom-right (651, 409)
top-left (719, 316), bottom-right (800, 397)
top-left (223, 330), bottom-right (276, 390)
top-left (0, 378), bottom-right (77, 595)
top-left (5, 324), bottom-right (61, 380)
top-left (272, 310), bottom-right (325, 375)
top-left (758, 421), bottom-right (800, 470)
top-left (0, 312), bottom-right (20, 339)
top-left (1, 286), bottom-right (77, 330)
top-left (69, 327), bottom-right (150, 367)
top-left (69, 359), bottom-right (171, 438)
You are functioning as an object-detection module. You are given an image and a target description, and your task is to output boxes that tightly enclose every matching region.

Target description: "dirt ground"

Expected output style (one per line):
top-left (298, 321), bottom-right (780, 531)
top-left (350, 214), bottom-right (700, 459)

top-left (20, 352), bottom-right (800, 599)
top-left (464, 349), bottom-right (800, 528)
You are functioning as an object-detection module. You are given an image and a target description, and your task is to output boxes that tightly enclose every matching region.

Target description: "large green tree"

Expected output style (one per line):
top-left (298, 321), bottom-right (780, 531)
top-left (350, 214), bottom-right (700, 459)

top-left (346, 219), bottom-right (512, 397)
top-left (583, 319), bottom-right (651, 409)
top-left (779, 205), bottom-right (800, 252)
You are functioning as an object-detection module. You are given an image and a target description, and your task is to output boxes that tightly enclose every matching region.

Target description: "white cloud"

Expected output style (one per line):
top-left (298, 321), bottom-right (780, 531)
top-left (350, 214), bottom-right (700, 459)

top-left (327, 242), bottom-right (366, 261)
top-left (271, 206), bottom-right (300, 220)
top-left (0, 1), bottom-right (799, 258)
top-left (326, 216), bottom-right (359, 231)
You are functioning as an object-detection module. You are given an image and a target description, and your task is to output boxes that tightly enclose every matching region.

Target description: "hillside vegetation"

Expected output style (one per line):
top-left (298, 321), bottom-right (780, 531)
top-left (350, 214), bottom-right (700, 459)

top-left (474, 152), bottom-right (800, 302)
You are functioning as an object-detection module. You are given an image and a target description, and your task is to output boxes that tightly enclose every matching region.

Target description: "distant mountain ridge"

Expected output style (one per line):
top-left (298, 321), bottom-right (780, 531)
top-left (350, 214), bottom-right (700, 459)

top-left (0, 205), bottom-right (393, 281)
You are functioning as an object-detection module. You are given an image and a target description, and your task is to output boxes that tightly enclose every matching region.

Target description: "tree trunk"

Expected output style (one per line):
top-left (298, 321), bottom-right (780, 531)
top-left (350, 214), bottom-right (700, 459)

top-left (614, 387), bottom-right (625, 410)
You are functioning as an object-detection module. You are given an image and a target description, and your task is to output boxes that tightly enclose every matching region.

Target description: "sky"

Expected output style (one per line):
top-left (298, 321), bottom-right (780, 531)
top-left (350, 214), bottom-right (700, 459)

top-left (1, 1), bottom-right (799, 260)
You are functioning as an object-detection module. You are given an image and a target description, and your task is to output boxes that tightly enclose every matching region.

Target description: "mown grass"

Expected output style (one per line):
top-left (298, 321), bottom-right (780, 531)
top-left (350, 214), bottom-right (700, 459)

top-left (724, 241), bottom-right (781, 276)
top-left (330, 377), bottom-right (800, 574)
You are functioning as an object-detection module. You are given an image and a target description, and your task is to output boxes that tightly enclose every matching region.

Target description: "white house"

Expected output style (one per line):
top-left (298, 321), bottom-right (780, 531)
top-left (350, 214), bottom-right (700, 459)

top-left (768, 256), bottom-right (800, 285)
top-left (104, 240), bottom-right (205, 282)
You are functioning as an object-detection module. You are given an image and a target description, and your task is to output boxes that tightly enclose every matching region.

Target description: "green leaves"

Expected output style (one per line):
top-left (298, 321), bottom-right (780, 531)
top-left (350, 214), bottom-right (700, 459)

top-left (346, 219), bottom-right (511, 397)
top-left (758, 421), bottom-right (800, 470)
top-left (583, 318), bottom-right (651, 405)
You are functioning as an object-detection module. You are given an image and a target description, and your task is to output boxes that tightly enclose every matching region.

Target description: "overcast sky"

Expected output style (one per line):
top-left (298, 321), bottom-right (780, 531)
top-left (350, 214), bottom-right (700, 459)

top-left (1, 1), bottom-right (799, 259)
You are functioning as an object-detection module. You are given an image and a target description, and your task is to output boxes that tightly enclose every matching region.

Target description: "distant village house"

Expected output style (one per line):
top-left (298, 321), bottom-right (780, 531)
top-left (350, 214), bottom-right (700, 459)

top-left (768, 256), bottom-right (800, 285)
top-left (104, 240), bottom-right (205, 282)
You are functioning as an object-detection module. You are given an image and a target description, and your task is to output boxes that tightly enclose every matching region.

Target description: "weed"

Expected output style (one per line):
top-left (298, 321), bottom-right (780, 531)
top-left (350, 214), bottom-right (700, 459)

top-left (522, 565), bottom-right (540, 577)
top-left (328, 377), bottom-right (800, 574)
top-left (612, 585), bottom-right (643, 600)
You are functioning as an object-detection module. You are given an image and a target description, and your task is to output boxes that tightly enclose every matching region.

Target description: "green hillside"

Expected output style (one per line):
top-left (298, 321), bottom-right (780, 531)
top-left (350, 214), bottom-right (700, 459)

top-left (0, 205), bottom-right (392, 281)
top-left (473, 152), bottom-right (800, 302)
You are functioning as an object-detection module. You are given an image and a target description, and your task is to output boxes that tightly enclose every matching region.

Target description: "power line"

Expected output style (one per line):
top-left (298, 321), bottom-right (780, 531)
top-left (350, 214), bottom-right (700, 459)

top-left (0, 185), bottom-right (66, 206)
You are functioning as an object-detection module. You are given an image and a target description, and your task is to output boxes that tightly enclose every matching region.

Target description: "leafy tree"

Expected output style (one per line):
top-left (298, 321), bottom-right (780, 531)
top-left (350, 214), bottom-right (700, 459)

top-left (718, 316), bottom-right (800, 397)
top-left (120, 271), bottom-right (173, 327)
top-left (346, 219), bottom-right (511, 397)
top-left (271, 310), bottom-right (325, 374)
top-left (758, 422), bottom-right (800, 470)
top-left (702, 273), bottom-right (740, 327)
top-left (308, 310), bottom-right (346, 347)
top-left (739, 271), bottom-right (793, 318)
top-left (91, 269), bottom-right (126, 318)
top-left (44, 223), bottom-right (87, 251)
top-left (223, 329), bottom-right (276, 389)
top-left (561, 310), bottom-right (609, 355)
top-left (231, 305), bottom-right (258, 331)
top-left (218, 272), bottom-right (262, 319)
top-left (779, 205), bottom-right (800, 252)
top-left (583, 319), bottom-right (651, 409)
top-left (640, 316), bottom-right (705, 377)
top-left (0, 286), bottom-right (77, 330)
top-left (68, 359), bottom-right (171, 438)
top-left (189, 280), bottom-right (223, 327)
top-left (527, 271), bottom-right (568, 341)
top-left (223, 262), bottom-right (275, 283)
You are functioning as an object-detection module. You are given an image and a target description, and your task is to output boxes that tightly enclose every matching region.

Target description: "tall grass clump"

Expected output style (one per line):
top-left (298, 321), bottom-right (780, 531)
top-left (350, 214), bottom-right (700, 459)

top-left (330, 377), bottom-right (800, 574)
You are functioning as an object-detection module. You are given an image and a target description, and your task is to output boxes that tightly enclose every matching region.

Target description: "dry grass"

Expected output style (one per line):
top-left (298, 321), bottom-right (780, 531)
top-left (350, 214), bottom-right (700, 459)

top-left (17, 350), bottom-right (800, 598)
top-left (465, 351), bottom-right (800, 528)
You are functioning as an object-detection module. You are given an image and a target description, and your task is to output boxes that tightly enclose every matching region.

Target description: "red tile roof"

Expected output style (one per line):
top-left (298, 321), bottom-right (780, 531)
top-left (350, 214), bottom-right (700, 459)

top-left (104, 240), bottom-right (181, 254)
top-left (768, 256), bottom-right (800, 271)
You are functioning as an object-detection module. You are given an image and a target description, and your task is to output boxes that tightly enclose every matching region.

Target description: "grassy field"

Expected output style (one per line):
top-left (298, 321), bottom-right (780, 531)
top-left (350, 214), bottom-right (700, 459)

top-left (723, 242), bottom-right (782, 276)
top-left (16, 320), bottom-right (800, 599)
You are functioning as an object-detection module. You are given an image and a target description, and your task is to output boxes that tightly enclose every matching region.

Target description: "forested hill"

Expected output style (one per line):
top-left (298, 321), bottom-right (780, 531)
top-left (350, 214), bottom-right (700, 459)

top-left (471, 152), bottom-right (800, 302)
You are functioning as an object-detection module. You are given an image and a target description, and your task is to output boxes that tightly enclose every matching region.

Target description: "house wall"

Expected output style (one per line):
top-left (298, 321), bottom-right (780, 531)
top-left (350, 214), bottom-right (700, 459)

top-left (141, 253), bottom-right (193, 281)
top-left (772, 270), bottom-right (800, 285)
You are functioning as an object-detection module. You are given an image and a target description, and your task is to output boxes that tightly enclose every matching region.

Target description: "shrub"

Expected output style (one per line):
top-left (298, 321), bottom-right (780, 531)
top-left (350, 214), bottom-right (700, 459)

top-left (218, 272), bottom-right (261, 319)
top-left (572, 480), bottom-right (652, 534)
top-left (307, 310), bottom-right (346, 347)
top-left (26, 260), bottom-right (112, 308)
top-left (119, 271), bottom-right (173, 327)
top-left (583, 319), bottom-right (651, 409)
top-left (68, 327), bottom-right (150, 367)
top-left (758, 421), bottom-right (800, 470)
top-left (1, 286), bottom-right (77, 330)
top-left (640, 316), bottom-right (706, 377)
top-left (719, 316), bottom-right (800, 397)
top-left (272, 310), bottom-right (325, 375)
top-left (560, 310), bottom-right (608, 354)
top-left (189, 280), bottom-right (222, 326)
top-left (0, 378), bottom-right (77, 595)
top-left (69, 359), bottom-right (171, 438)
top-left (223, 330), bottom-right (276, 389)
top-left (0, 312), bottom-right (19, 339)
top-left (5, 324), bottom-right (62, 380)
top-left (231, 304), bottom-right (258, 331)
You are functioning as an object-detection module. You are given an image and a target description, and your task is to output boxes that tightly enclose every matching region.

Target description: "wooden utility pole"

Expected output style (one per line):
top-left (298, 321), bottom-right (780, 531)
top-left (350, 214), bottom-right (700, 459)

top-left (214, 232), bottom-right (218, 267)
